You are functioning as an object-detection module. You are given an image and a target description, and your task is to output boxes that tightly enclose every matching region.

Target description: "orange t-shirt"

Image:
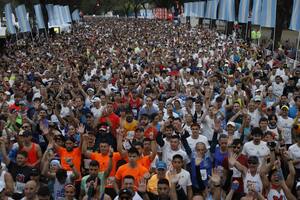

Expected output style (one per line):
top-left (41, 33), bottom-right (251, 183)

top-left (56, 147), bottom-right (81, 173)
top-left (115, 163), bottom-right (148, 187)
top-left (21, 143), bottom-right (39, 166)
top-left (137, 155), bottom-right (152, 169)
top-left (90, 152), bottom-right (122, 176)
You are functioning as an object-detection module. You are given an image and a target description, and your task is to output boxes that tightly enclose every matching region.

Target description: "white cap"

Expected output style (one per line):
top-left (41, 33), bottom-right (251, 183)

top-left (254, 95), bottom-right (262, 102)
top-left (91, 97), bottom-right (101, 103)
top-left (227, 121), bottom-right (236, 127)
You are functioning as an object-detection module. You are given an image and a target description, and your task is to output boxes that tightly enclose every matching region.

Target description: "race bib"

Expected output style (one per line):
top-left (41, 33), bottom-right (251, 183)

top-left (15, 181), bottom-right (25, 194)
top-left (200, 169), bottom-right (207, 180)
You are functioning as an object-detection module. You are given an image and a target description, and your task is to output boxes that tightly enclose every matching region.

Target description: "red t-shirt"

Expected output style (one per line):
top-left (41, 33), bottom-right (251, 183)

top-left (223, 154), bottom-right (248, 194)
top-left (99, 113), bottom-right (120, 136)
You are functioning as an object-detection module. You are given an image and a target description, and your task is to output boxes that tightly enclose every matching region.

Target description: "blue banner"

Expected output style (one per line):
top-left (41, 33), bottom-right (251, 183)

top-left (205, 0), bottom-right (219, 20)
top-left (34, 4), bottom-right (45, 29)
top-left (15, 4), bottom-right (31, 33)
top-left (64, 6), bottom-right (72, 23)
top-left (260, 0), bottom-right (277, 28)
top-left (4, 3), bottom-right (16, 34)
top-left (238, 0), bottom-right (250, 23)
top-left (46, 4), bottom-right (54, 26)
top-left (290, 0), bottom-right (300, 31)
top-left (251, 0), bottom-right (262, 25)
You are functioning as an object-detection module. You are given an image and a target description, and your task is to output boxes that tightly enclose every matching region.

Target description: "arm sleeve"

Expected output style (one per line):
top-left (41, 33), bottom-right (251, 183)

top-left (209, 131), bottom-right (219, 154)
top-left (181, 137), bottom-right (192, 157)
top-left (156, 132), bottom-right (165, 147)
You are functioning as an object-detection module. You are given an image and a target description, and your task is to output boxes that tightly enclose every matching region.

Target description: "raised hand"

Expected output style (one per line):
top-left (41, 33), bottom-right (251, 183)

top-left (109, 146), bottom-right (114, 157)
top-left (210, 168), bottom-right (221, 186)
top-left (168, 169), bottom-right (179, 184)
top-left (138, 178), bottom-right (147, 193)
top-left (77, 124), bottom-right (85, 134)
top-left (228, 153), bottom-right (238, 167)
top-left (40, 122), bottom-right (49, 135)
top-left (213, 119), bottom-right (221, 132)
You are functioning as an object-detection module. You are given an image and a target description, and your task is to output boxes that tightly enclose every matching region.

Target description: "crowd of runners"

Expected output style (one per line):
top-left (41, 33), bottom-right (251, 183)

top-left (0, 17), bottom-right (299, 200)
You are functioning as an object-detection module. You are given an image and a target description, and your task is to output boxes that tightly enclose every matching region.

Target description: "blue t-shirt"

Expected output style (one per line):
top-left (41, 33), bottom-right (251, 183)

top-left (214, 146), bottom-right (228, 167)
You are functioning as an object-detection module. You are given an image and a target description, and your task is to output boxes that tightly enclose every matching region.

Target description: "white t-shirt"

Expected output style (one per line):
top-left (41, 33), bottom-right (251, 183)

top-left (277, 116), bottom-right (294, 144)
top-left (114, 192), bottom-right (143, 200)
top-left (288, 143), bottom-right (300, 169)
top-left (186, 135), bottom-right (210, 153)
top-left (162, 148), bottom-right (189, 169)
top-left (91, 106), bottom-right (104, 120)
top-left (272, 82), bottom-right (284, 97)
top-left (166, 169), bottom-right (192, 195)
top-left (243, 171), bottom-right (263, 194)
top-left (201, 116), bottom-right (214, 141)
top-left (248, 110), bottom-right (261, 127)
top-left (242, 141), bottom-right (270, 165)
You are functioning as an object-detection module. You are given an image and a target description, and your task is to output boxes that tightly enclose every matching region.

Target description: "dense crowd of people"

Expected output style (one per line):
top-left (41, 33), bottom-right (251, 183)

top-left (0, 17), bottom-right (299, 200)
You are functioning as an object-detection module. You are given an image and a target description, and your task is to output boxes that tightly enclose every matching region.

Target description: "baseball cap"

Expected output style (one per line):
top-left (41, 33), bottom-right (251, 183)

top-left (87, 88), bottom-right (95, 93)
top-left (254, 95), bottom-right (262, 102)
top-left (227, 121), bottom-right (236, 127)
top-left (281, 105), bottom-right (289, 110)
top-left (156, 161), bottom-right (167, 170)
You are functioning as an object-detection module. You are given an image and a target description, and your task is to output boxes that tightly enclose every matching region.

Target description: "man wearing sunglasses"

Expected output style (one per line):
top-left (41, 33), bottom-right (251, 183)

top-left (223, 139), bottom-right (248, 198)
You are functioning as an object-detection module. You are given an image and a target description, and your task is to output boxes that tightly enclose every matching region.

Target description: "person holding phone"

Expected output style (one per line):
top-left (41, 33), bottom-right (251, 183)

top-left (260, 152), bottom-right (296, 200)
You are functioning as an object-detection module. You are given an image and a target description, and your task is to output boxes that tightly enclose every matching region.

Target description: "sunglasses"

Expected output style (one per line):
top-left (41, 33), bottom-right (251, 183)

top-left (22, 125), bottom-right (30, 129)
top-left (232, 146), bottom-right (241, 149)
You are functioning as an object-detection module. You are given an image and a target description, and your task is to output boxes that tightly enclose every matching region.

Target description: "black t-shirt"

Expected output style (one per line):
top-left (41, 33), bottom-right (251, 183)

top-left (8, 162), bottom-right (32, 191)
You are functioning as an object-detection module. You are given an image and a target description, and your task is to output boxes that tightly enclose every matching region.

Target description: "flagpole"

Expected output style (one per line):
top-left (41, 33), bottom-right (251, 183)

top-left (272, 27), bottom-right (276, 51)
top-left (295, 31), bottom-right (300, 67)
top-left (258, 26), bottom-right (261, 46)
top-left (245, 22), bottom-right (248, 40)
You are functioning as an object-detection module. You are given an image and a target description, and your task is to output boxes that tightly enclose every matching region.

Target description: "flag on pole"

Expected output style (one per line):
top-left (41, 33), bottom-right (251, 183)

top-left (205, 1), bottom-right (212, 19)
top-left (15, 4), bottom-right (31, 33)
top-left (226, 0), bottom-right (235, 22)
top-left (191, 2), bottom-right (197, 17)
top-left (46, 4), bottom-right (54, 26)
top-left (53, 5), bottom-right (62, 25)
top-left (290, 0), bottom-right (300, 31)
top-left (251, 0), bottom-right (262, 25)
top-left (59, 6), bottom-right (67, 24)
top-left (260, 0), bottom-right (277, 28)
top-left (184, 2), bottom-right (192, 17)
top-left (64, 6), bottom-right (72, 23)
top-left (34, 4), bottom-right (45, 29)
top-left (218, 0), bottom-right (227, 20)
top-left (238, 0), bottom-right (250, 23)
top-left (205, 0), bottom-right (219, 19)
top-left (4, 3), bottom-right (16, 34)
top-left (219, 0), bottom-right (235, 21)
top-left (197, 1), bottom-right (206, 18)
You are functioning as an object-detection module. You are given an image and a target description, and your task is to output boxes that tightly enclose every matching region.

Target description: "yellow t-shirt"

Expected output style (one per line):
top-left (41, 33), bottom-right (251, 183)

top-left (147, 174), bottom-right (169, 195)
top-left (123, 120), bottom-right (138, 132)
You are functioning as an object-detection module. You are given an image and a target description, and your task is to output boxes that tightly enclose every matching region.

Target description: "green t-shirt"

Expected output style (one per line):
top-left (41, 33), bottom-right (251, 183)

top-left (80, 172), bottom-right (105, 196)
